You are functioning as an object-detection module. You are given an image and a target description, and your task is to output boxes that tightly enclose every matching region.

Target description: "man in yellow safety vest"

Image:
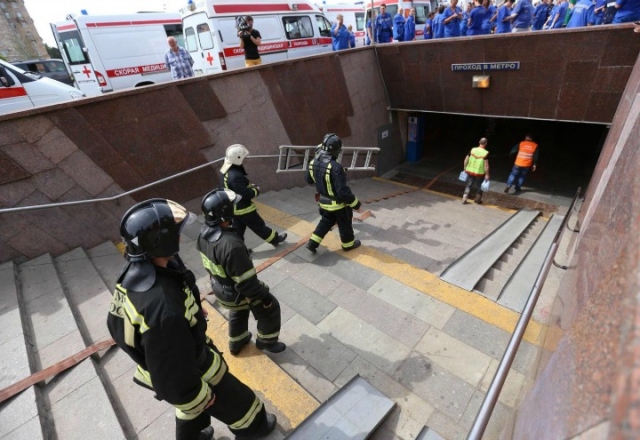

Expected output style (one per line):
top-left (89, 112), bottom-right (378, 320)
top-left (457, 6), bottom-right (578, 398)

top-left (462, 138), bottom-right (490, 204)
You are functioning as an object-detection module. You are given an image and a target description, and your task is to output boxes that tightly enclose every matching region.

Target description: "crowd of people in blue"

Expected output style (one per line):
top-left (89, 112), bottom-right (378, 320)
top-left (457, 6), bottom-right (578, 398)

top-left (330, 0), bottom-right (640, 49)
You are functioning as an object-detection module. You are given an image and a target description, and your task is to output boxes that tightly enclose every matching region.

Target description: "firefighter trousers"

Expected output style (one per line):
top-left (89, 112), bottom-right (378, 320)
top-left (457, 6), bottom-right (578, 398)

top-left (310, 207), bottom-right (355, 249)
top-left (229, 292), bottom-right (281, 351)
top-left (233, 210), bottom-right (277, 244)
top-left (175, 351), bottom-right (271, 440)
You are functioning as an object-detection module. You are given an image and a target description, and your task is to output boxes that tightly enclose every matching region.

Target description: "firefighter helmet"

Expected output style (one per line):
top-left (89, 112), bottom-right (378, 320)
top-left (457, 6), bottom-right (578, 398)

top-left (221, 144), bottom-right (249, 173)
top-left (321, 133), bottom-right (342, 156)
top-left (201, 189), bottom-right (242, 227)
top-left (120, 199), bottom-right (196, 261)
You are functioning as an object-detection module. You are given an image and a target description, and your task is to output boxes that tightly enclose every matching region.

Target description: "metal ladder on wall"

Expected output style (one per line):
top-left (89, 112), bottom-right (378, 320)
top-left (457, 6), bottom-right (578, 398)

top-left (276, 145), bottom-right (380, 173)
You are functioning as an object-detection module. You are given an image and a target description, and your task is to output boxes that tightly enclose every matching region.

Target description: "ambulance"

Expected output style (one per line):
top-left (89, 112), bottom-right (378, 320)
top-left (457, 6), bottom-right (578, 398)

top-left (321, 3), bottom-right (366, 47)
top-left (365, 0), bottom-right (434, 39)
top-left (51, 12), bottom-right (185, 97)
top-left (0, 59), bottom-right (84, 115)
top-left (181, 0), bottom-right (334, 75)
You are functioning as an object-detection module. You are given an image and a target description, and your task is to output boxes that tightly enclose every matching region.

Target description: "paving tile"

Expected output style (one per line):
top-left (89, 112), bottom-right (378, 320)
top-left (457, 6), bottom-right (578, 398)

top-left (479, 359), bottom-right (526, 408)
top-left (271, 277), bottom-right (337, 325)
top-left (425, 410), bottom-right (466, 440)
top-left (312, 252), bottom-right (382, 291)
top-left (394, 351), bottom-right (475, 423)
top-left (317, 308), bottom-right (411, 376)
top-left (257, 264), bottom-right (289, 290)
top-left (328, 280), bottom-right (430, 348)
top-left (415, 327), bottom-right (492, 387)
top-left (458, 390), bottom-right (513, 439)
top-left (278, 255), bottom-right (344, 297)
top-left (442, 309), bottom-right (538, 374)
top-left (280, 314), bottom-right (356, 382)
top-left (275, 348), bottom-right (337, 403)
top-left (0, 385), bottom-right (39, 437)
top-left (1, 416), bottom-right (44, 440)
top-left (367, 276), bottom-right (456, 329)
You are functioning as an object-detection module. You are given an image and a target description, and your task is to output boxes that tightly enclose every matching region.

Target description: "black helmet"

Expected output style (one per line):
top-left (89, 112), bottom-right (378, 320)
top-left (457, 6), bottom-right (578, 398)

top-left (201, 189), bottom-right (242, 227)
top-left (321, 133), bottom-right (342, 155)
top-left (120, 199), bottom-right (195, 261)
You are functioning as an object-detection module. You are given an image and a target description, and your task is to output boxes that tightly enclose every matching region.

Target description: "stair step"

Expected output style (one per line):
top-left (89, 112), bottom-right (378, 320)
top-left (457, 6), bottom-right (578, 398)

top-left (86, 241), bottom-right (126, 293)
top-left (474, 277), bottom-right (505, 300)
top-left (0, 261), bottom-right (44, 439)
top-left (17, 254), bottom-right (125, 440)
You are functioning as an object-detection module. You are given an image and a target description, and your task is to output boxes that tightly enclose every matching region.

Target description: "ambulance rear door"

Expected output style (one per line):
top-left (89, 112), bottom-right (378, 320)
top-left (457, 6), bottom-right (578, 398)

top-left (314, 14), bottom-right (333, 55)
top-left (54, 23), bottom-right (104, 97)
top-left (183, 12), bottom-right (224, 76)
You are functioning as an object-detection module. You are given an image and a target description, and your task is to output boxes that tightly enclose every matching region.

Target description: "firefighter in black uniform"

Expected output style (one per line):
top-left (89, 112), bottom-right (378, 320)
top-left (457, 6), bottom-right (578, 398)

top-left (197, 188), bottom-right (286, 355)
top-left (107, 198), bottom-right (277, 440)
top-left (220, 144), bottom-right (287, 247)
top-left (305, 133), bottom-right (362, 253)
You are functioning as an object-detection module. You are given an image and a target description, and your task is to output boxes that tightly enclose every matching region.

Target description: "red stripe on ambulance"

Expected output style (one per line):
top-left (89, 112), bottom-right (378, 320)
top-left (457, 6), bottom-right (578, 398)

top-left (212, 3), bottom-right (314, 13)
top-left (0, 87), bottom-right (28, 99)
top-left (86, 19), bottom-right (182, 28)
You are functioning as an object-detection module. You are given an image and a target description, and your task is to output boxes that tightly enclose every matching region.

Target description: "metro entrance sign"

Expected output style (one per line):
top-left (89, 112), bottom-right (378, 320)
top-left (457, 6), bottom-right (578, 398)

top-left (451, 62), bottom-right (520, 72)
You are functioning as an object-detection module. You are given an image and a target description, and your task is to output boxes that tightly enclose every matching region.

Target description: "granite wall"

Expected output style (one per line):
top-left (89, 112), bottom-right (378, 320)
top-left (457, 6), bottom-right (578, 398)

top-left (507, 49), bottom-right (640, 438)
top-left (0, 49), bottom-right (388, 262)
top-left (376, 24), bottom-right (640, 124)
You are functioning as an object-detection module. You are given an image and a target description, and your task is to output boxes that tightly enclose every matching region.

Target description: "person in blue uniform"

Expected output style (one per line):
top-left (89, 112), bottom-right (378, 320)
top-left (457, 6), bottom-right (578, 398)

top-left (588, 0), bottom-right (608, 24)
top-left (545, 0), bottom-right (569, 28)
top-left (467, 0), bottom-right (487, 35)
top-left (496, 0), bottom-right (515, 32)
top-left (510, 0), bottom-right (534, 31)
top-left (393, 7), bottom-right (406, 41)
top-left (613, 0), bottom-right (640, 22)
top-left (365, 10), bottom-right (373, 45)
top-left (432, 5), bottom-right (447, 38)
top-left (482, 0), bottom-right (498, 34)
top-left (532, 0), bottom-right (551, 29)
top-left (460, 2), bottom-right (472, 36)
top-left (331, 14), bottom-right (350, 50)
top-left (424, 11), bottom-right (435, 39)
top-left (567, 0), bottom-right (595, 26)
top-left (405, 7), bottom-right (416, 41)
top-left (347, 25), bottom-right (357, 47)
top-left (375, 3), bottom-right (393, 42)
top-left (444, 0), bottom-right (463, 37)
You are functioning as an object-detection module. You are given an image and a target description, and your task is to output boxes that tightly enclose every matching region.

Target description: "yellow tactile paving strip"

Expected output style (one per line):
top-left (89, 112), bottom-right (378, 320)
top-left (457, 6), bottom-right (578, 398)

top-left (255, 182), bottom-right (545, 347)
top-left (201, 301), bottom-right (319, 431)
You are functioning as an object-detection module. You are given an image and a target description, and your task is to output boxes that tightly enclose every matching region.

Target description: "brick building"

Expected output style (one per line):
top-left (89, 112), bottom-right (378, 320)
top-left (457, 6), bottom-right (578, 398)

top-left (0, 0), bottom-right (48, 62)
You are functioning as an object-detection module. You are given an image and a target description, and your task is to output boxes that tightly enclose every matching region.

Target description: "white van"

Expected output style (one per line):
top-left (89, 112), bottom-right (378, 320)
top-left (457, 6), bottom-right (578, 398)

top-left (52, 13), bottom-right (184, 97)
top-left (0, 59), bottom-right (84, 115)
top-left (182, 0), bottom-right (334, 74)
top-left (322, 3), bottom-right (366, 47)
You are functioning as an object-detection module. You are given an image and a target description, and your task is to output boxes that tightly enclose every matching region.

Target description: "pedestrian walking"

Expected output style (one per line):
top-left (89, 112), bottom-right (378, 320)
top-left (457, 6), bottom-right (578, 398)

top-left (462, 138), bottom-right (490, 204)
top-left (504, 134), bottom-right (539, 194)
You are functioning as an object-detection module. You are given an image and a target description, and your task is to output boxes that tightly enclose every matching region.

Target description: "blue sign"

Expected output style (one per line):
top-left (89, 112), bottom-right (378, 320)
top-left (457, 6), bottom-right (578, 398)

top-left (451, 62), bottom-right (520, 72)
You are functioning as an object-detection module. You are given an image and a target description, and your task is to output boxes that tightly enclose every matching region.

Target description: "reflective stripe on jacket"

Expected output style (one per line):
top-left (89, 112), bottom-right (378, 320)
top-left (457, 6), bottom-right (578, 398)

top-left (514, 141), bottom-right (538, 167)
top-left (465, 147), bottom-right (488, 176)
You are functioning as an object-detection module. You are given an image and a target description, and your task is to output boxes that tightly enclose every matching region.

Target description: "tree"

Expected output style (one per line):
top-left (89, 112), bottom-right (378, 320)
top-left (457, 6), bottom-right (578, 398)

top-left (45, 44), bottom-right (61, 59)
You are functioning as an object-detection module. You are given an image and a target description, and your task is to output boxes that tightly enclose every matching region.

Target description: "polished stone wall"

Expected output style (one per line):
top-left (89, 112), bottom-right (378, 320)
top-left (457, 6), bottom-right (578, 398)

top-left (0, 49), bottom-right (387, 262)
top-left (376, 24), bottom-right (640, 124)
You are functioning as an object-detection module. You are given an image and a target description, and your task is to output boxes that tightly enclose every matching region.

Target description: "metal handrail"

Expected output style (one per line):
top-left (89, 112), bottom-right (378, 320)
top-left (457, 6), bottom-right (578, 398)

top-left (0, 155), bottom-right (279, 215)
top-left (467, 187), bottom-right (582, 440)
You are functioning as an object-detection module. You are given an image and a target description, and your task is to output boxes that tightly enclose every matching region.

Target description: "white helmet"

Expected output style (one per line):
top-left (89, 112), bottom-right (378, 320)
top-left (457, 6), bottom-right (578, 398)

top-left (220, 144), bottom-right (249, 174)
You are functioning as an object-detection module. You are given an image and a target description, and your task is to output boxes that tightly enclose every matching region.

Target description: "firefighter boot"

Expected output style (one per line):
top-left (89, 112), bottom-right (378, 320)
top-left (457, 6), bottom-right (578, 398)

top-left (236, 413), bottom-right (277, 440)
top-left (343, 240), bottom-right (361, 251)
top-left (229, 332), bottom-right (252, 355)
top-left (198, 426), bottom-right (214, 440)
top-left (306, 240), bottom-right (318, 253)
top-left (256, 339), bottom-right (286, 353)
top-left (272, 232), bottom-right (287, 247)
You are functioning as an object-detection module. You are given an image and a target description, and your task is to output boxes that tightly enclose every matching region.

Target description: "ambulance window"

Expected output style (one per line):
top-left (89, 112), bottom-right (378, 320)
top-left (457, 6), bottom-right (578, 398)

top-left (58, 30), bottom-right (90, 66)
top-left (415, 6), bottom-right (430, 25)
top-left (315, 15), bottom-right (332, 37)
top-left (282, 16), bottom-right (313, 39)
top-left (164, 24), bottom-right (185, 48)
top-left (185, 27), bottom-right (198, 52)
top-left (197, 23), bottom-right (214, 50)
top-left (355, 12), bottom-right (365, 31)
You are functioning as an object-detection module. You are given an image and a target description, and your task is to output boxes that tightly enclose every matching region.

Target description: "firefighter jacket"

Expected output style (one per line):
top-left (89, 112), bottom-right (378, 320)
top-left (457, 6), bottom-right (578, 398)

top-left (197, 227), bottom-right (271, 310)
top-left (107, 257), bottom-right (225, 421)
top-left (221, 165), bottom-right (259, 216)
top-left (465, 147), bottom-right (489, 177)
top-left (513, 141), bottom-right (539, 168)
top-left (305, 150), bottom-right (361, 212)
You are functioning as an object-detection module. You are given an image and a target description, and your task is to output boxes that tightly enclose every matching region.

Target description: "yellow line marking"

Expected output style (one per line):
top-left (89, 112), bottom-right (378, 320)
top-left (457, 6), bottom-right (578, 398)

top-left (202, 301), bottom-right (319, 430)
top-left (256, 199), bottom-right (545, 347)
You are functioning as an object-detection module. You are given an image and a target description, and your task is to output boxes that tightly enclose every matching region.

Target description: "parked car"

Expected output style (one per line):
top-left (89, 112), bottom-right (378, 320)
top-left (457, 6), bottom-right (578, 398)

top-left (11, 58), bottom-right (75, 86)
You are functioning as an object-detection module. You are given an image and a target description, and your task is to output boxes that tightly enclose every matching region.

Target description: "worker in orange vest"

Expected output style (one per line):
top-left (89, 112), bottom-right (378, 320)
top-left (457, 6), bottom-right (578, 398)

top-left (504, 134), bottom-right (539, 195)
